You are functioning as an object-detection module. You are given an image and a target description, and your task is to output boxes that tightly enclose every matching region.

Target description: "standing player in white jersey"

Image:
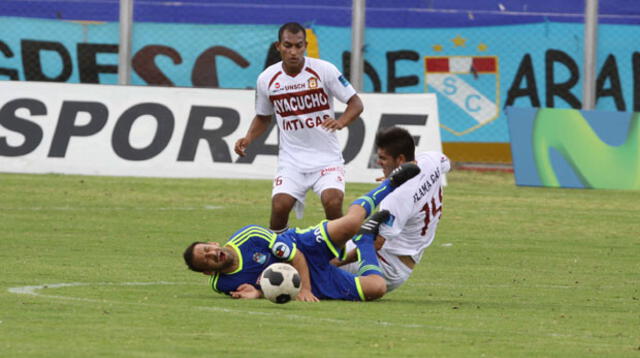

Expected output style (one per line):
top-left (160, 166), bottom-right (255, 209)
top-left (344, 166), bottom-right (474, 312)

top-left (234, 22), bottom-right (363, 234)
top-left (335, 127), bottom-right (451, 292)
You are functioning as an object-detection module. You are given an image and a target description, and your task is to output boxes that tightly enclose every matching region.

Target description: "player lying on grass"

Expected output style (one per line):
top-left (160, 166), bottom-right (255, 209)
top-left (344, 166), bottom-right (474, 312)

top-left (334, 127), bottom-right (451, 292)
top-left (182, 163), bottom-right (420, 302)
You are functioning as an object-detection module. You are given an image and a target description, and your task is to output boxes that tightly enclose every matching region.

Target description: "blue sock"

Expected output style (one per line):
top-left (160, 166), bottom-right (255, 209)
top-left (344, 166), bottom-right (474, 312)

top-left (350, 179), bottom-right (393, 217)
top-left (353, 233), bottom-right (383, 277)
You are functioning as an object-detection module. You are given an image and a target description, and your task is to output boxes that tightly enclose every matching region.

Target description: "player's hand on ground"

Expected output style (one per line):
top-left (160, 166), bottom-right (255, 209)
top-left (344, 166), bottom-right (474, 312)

top-left (296, 288), bottom-right (320, 302)
top-left (230, 283), bottom-right (262, 299)
top-left (234, 137), bottom-right (249, 156)
top-left (321, 118), bottom-right (344, 132)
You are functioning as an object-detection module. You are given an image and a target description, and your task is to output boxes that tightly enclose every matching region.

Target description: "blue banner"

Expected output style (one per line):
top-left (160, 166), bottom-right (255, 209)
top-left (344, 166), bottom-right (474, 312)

top-left (3, 0), bottom-right (640, 26)
top-left (2, 15), bottom-right (640, 143)
top-left (507, 107), bottom-right (639, 189)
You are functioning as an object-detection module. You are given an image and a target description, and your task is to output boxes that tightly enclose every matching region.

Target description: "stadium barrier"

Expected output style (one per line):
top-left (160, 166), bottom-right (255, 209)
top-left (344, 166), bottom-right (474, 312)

top-left (506, 107), bottom-right (639, 189)
top-left (4, 1), bottom-right (639, 165)
top-left (0, 81), bottom-right (441, 183)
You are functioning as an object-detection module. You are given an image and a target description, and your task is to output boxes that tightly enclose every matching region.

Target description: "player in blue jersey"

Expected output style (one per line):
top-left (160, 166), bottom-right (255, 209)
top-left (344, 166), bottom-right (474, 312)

top-left (183, 163), bottom-right (420, 302)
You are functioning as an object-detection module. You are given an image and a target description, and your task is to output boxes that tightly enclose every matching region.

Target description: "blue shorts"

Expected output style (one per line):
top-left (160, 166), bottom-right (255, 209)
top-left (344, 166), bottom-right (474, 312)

top-left (280, 221), bottom-right (365, 301)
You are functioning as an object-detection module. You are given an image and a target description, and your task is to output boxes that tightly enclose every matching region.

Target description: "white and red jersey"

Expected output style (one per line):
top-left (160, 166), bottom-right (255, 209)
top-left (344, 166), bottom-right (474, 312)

top-left (378, 152), bottom-right (451, 263)
top-left (255, 57), bottom-right (356, 172)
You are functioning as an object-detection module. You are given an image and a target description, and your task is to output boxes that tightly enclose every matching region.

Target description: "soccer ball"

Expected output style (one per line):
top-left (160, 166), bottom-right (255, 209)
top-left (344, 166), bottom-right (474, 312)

top-left (259, 263), bottom-right (301, 304)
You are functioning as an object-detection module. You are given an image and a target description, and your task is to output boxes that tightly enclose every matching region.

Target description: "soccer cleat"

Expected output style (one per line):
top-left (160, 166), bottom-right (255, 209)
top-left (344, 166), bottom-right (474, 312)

top-left (388, 163), bottom-right (420, 187)
top-left (356, 210), bottom-right (391, 237)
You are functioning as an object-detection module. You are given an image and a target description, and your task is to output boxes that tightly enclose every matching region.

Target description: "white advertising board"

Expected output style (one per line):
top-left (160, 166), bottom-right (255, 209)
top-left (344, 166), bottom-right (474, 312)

top-left (0, 81), bottom-right (441, 183)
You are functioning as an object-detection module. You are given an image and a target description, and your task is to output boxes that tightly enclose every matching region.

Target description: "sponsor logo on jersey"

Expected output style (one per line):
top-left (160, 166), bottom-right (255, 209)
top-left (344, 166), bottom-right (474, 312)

top-left (253, 252), bottom-right (267, 264)
top-left (272, 242), bottom-right (291, 259)
top-left (320, 166), bottom-right (343, 176)
top-left (338, 75), bottom-right (350, 87)
top-left (385, 214), bottom-right (395, 226)
top-left (282, 83), bottom-right (306, 91)
top-left (269, 88), bottom-right (330, 117)
top-left (282, 114), bottom-right (331, 131)
top-left (274, 82), bottom-right (280, 89)
top-left (308, 77), bottom-right (318, 89)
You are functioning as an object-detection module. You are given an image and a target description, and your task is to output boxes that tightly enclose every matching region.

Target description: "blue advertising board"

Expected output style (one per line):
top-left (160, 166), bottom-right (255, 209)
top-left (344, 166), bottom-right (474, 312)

top-left (507, 107), bottom-right (639, 189)
top-left (2, 1), bottom-right (640, 144)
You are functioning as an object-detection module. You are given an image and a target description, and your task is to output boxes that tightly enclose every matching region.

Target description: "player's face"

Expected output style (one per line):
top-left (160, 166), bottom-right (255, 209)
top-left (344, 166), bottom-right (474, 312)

top-left (377, 148), bottom-right (405, 178)
top-left (192, 242), bottom-right (234, 274)
top-left (276, 30), bottom-right (307, 74)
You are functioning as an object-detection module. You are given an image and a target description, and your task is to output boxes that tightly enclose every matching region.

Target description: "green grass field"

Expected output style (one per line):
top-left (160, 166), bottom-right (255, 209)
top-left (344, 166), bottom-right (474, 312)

top-left (1, 170), bottom-right (638, 357)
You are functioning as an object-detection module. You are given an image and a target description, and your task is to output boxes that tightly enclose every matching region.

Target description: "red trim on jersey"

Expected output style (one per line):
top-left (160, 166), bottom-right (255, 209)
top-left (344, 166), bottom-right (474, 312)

top-left (268, 71), bottom-right (282, 88)
top-left (269, 88), bottom-right (330, 117)
top-left (304, 67), bottom-right (321, 81)
top-left (376, 252), bottom-right (391, 265)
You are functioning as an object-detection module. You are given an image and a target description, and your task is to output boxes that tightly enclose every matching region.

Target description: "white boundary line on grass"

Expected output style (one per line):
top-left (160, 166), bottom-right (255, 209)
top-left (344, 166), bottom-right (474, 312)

top-left (6, 281), bottom-right (627, 345)
top-left (7, 282), bottom-right (426, 329)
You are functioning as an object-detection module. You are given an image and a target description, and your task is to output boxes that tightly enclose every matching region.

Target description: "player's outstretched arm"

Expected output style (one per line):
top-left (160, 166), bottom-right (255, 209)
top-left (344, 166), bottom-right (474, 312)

top-left (230, 283), bottom-right (263, 299)
top-left (234, 115), bottom-right (272, 156)
top-left (290, 251), bottom-right (319, 302)
top-left (332, 236), bottom-right (385, 267)
top-left (331, 248), bottom-right (357, 267)
top-left (322, 94), bottom-right (363, 132)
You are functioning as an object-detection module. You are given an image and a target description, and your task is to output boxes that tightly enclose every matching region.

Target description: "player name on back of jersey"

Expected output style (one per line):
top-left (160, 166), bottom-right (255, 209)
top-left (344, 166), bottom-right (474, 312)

top-left (269, 88), bottom-right (330, 117)
top-left (413, 166), bottom-right (441, 203)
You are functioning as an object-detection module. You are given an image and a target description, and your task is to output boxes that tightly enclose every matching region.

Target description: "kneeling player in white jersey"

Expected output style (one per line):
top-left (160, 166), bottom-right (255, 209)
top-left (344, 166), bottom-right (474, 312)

top-left (335, 127), bottom-right (451, 292)
top-left (234, 22), bottom-right (364, 234)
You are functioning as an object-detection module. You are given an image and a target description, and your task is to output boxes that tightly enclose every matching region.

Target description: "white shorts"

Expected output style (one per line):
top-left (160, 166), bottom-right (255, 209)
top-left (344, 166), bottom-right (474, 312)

top-left (272, 165), bottom-right (346, 219)
top-left (341, 241), bottom-right (413, 292)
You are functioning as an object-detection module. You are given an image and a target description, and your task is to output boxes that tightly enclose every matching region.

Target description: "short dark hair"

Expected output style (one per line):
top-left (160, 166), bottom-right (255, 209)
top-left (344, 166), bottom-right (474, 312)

top-left (375, 127), bottom-right (416, 161)
top-left (183, 241), bottom-right (206, 272)
top-left (278, 22), bottom-right (306, 42)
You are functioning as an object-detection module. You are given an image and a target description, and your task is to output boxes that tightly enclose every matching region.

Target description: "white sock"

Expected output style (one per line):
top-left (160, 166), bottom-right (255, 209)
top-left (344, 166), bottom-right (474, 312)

top-left (271, 226), bottom-right (289, 234)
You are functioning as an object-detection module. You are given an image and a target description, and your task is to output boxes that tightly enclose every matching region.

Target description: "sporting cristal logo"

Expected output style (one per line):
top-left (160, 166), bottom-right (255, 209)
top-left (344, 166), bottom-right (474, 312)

top-left (425, 35), bottom-right (499, 136)
top-left (273, 242), bottom-right (290, 259)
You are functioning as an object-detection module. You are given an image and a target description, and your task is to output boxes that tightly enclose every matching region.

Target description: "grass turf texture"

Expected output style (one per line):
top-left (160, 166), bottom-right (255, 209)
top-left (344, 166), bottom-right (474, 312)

top-left (0, 171), bottom-right (638, 357)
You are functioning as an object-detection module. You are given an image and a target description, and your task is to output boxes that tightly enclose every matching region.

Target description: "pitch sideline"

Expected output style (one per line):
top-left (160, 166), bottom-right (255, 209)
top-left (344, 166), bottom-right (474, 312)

top-left (6, 281), bottom-right (427, 330)
top-left (6, 281), bottom-right (615, 342)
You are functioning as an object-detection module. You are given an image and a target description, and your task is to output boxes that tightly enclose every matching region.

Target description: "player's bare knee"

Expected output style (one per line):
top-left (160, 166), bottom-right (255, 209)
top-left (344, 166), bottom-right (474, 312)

top-left (322, 195), bottom-right (342, 208)
top-left (272, 202), bottom-right (289, 215)
top-left (362, 276), bottom-right (387, 301)
top-left (345, 204), bottom-right (366, 221)
top-left (341, 215), bottom-right (361, 238)
top-left (321, 193), bottom-right (343, 219)
top-left (272, 195), bottom-right (295, 215)
top-left (324, 207), bottom-right (343, 220)
top-left (270, 204), bottom-right (291, 231)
